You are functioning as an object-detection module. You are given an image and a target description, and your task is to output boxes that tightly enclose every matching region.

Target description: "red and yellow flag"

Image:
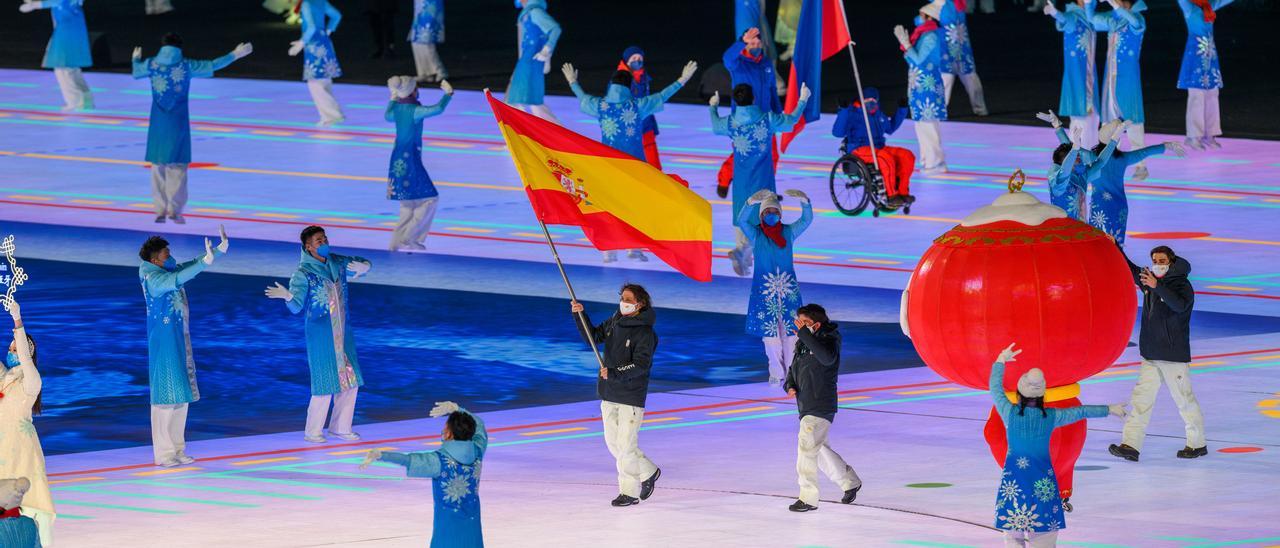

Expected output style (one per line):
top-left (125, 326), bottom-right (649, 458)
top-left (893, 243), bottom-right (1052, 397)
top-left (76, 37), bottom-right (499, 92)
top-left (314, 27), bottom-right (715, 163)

top-left (486, 91), bottom-right (712, 281)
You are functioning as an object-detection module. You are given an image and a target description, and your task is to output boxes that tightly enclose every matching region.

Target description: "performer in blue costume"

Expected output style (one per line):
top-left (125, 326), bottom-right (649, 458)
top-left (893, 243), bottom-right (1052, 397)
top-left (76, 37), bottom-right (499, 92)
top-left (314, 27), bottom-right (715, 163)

top-left (616, 46), bottom-right (668, 169)
top-left (987, 343), bottom-right (1125, 547)
top-left (715, 25), bottom-right (785, 201)
top-left (289, 0), bottom-right (345, 127)
top-left (1086, 120), bottom-right (1185, 245)
top-left (1176, 0), bottom-right (1232, 150)
top-left (265, 226), bottom-right (372, 443)
top-left (133, 34), bottom-right (252, 224)
top-left (18, 0), bottom-right (94, 111)
top-left (894, 2), bottom-right (949, 174)
top-left (385, 76), bottom-right (453, 252)
top-left (1092, 0), bottom-right (1152, 180)
top-left (0, 478), bottom-right (41, 548)
top-left (939, 0), bottom-right (989, 116)
top-left (138, 229), bottom-right (228, 467)
top-left (1036, 110), bottom-right (1112, 221)
top-left (362, 401), bottom-right (487, 548)
top-left (409, 0), bottom-right (447, 83)
top-left (736, 189), bottom-right (813, 384)
top-left (711, 84), bottom-right (808, 277)
top-left (1043, 0), bottom-right (1100, 147)
top-left (506, 0), bottom-right (561, 122)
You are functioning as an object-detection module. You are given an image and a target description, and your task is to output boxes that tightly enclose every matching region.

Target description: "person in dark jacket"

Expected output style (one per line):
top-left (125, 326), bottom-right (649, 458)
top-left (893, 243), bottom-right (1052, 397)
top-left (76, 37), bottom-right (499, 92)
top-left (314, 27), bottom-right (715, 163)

top-left (1109, 243), bottom-right (1206, 462)
top-left (831, 87), bottom-right (916, 206)
top-left (570, 283), bottom-right (661, 508)
top-left (783, 303), bottom-right (861, 512)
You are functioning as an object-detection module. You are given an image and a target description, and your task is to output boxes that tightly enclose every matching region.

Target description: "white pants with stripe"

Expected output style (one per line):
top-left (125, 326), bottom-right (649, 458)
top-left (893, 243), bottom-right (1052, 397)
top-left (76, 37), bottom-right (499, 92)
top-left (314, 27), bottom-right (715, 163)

top-left (305, 386), bottom-right (359, 438)
top-left (1121, 359), bottom-right (1206, 451)
top-left (600, 400), bottom-right (658, 498)
top-left (151, 403), bottom-right (189, 464)
top-left (796, 415), bottom-right (861, 506)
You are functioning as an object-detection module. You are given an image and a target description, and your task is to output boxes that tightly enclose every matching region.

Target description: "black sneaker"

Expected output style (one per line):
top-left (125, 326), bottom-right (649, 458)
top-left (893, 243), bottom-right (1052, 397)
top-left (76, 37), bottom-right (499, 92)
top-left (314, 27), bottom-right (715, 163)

top-left (1108, 443), bottom-right (1140, 462)
top-left (1177, 446), bottom-right (1208, 459)
top-left (611, 494), bottom-right (640, 507)
top-left (841, 485), bottom-right (860, 504)
top-left (788, 500), bottom-right (817, 512)
top-left (640, 468), bottom-right (661, 500)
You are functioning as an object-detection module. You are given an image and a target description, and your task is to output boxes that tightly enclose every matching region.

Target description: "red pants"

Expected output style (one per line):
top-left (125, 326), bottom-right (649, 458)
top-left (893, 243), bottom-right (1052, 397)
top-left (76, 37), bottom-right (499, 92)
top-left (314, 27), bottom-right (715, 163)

top-left (642, 130), bottom-right (661, 170)
top-left (853, 145), bottom-right (915, 198)
top-left (717, 135), bottom-right (780, 194)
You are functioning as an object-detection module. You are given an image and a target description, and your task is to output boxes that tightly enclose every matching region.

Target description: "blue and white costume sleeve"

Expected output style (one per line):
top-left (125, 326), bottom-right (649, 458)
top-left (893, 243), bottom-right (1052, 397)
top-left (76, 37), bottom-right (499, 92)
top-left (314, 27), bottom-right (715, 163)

top-left (285, 251), bottom-right (370, 396)
top-left (904, 30), bottom-right (947, 122)
top-left (385, 94), bottom-right (452, 201)
top-left (1176, 0), bottom-right (1231, 90)
top-left (1092, 1), bottom-right (1147, 123)
top-left (139, 249), bottom-right (221, 406)
top-left (505, 0), bottom-right (560, 106)
top-left (570, 80), bottom-right (683, 161)
top-left (1086, 140), bottom-right (1163, 245)
top-left (299, 0), bottom-right (342, 81)
top-left (1051, 3), bottom-right (1099, 117)
top-left (735, 200), bottom-right (812, 338)
top-left (33, 0), bottom-right (92, 69)
top-left (133, 46), bottom-right (239, 165)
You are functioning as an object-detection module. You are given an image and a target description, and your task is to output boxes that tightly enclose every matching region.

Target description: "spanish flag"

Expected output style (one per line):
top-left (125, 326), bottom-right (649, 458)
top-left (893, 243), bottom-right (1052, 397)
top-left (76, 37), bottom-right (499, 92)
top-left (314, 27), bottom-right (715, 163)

top-left (486, 91), bottom-right (713, 282)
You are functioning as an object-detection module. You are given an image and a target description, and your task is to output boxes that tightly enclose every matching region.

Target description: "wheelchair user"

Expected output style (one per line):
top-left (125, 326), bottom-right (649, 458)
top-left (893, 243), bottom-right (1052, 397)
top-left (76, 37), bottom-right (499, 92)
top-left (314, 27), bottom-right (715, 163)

top-left (831, 88), bottom-right (916, 207)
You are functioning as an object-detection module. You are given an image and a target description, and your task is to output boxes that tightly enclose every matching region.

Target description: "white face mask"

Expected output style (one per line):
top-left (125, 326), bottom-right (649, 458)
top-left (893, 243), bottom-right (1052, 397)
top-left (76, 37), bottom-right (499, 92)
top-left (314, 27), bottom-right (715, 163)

top-left (1151, 264), bottom-right (1170, 278)
top-left (619, 301), bottom-right (638, 315)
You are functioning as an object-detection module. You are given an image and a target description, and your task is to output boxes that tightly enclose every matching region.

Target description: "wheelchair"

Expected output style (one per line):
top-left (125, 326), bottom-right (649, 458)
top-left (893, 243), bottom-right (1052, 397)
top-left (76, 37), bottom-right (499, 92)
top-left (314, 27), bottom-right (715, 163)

top-left (828, 148), bottom-right (911, 217)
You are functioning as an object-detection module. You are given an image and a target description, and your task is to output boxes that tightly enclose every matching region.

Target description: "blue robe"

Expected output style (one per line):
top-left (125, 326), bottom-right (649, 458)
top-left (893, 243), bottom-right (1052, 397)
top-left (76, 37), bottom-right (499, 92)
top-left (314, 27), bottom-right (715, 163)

top-left (1050, 4), bottom-right (1099, 117)
top-left (989, 361), bottom-right (1108, 534)
top-left (300, 0), bottom-right (343, 81)
top-left (625, 69), bottom-right (660, 136)
top-left (38, 0), bottom-right (92, 69)
top-left (140, 250), bottom-right (222, 405)
top-left (904, 29), bottom-right (947, 122)
top-left (570, 81), bottom-right (682, 161)
top-left (940, 0), bottom-right (977, 75)
top-left (1176, 0), bottom-right (1231, 90)
top-left (0, 515), bottom-right (41, 548)
top-left (1086, 142), bottom-right (1164, 245)
top-left (380, 408), bottom-right (488, 548)
top-left (1092, 2), bottom-right (1147, 123)
top-left (132, 46), bottom-right (237, 165)
top-left (285, 250), bottom-right (369, 396)
top-left (1048, 127), bottom-right (1109, 221)
top-left (385, 94), bottom-right (452, 200)
top-left (710, 102), bottom-right (806, 222)
top-left (735, 201), bottom-right (812, 338)
top-left (409, 0), bottom-right (445, 44)
top-left (722, 41), bottom-right (781, 113)
top-left (505, 0), bottom-right (560, 106)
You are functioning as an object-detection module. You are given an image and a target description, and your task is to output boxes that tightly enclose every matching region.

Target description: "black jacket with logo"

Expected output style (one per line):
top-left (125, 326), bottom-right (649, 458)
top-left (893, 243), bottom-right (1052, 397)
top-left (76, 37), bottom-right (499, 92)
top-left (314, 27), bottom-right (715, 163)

top-left (575, 307), bottom-right (658, 408)
top-left (1122, 246), bottom-right (1194, 363)
top-left (784, 322), bottom-right (842, 423)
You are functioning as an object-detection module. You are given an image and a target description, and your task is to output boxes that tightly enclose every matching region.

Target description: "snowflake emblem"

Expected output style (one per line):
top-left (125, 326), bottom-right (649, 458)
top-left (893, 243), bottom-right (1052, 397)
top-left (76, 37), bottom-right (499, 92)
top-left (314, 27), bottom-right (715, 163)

top-left (1032, 478), bottom-right (1056, 502)
top-left (998, 501), bottom-right (1044, 532)
top-left (1016, 457), bottom-right (1030, 469)
top-left (322, 59), bottom-right (341, 78)
top-left (442, 474), bottom-right (471, 503)
top-left (620, 108), bottom-right (638, 126)
top-left (1075, 33), bottom-right (1091, 54)
top-left (914, 98), bottom-right (942, 121)
top-left (751, 124), bottom-right (768, 142)
top-left (170, 65), bottom-right (186, 82)
top-left (732, 134), bottom-right (755, 155)
top-left (1195, 36), bottom-right (1216, 60)
top-left (998, 479), bottom-right (1022, 502)
top-left (1090, 209), bottom-right (1108, 230)
top-left (151, 75), bottom-right (169, 94)
top-left (19, 418), bottom-right (36, 437)
top-left (909, 67), bottom-right (925, 91)
top-left (946, 24), bottom-right (968, 47)
top-left (624, 126), bottom-right (636, 137)
top-left (392, 158), bottom-right (408, 178)
top-left (601, 118), bottom-right (620, 139)
top-left (307, 43), bottom-right (329, 58)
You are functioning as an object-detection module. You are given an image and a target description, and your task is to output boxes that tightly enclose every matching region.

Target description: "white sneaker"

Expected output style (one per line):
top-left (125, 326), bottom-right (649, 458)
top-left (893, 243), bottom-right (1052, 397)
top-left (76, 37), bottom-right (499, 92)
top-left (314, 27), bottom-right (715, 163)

top-left (304, 435), bottom-right (327, 443)
top-left (156, 458), bottom-right (183, 468)
top-left (1205, 136), bottom-right (1221, 149)
top-left (407, 242), bottom-right (426, 250)
top-left (1132, 165), bottom-right (1149, 181)
top-left (627, 250), bottom-right (649, 262)
top-left (331, 431), bottom-right (361, 441)
top-left (176, 453), bottom-right (196, 465)
top-left (923, 163), bottom-right (948, 175)
top-left (1185, 137), bottom-right (1204, 151)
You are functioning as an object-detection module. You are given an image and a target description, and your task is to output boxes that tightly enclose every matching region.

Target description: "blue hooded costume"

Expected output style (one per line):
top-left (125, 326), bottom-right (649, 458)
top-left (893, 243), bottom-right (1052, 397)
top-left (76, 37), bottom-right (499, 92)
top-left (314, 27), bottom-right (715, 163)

top-left (570, 78), bottom-right (684, 161)
top-left (505, 0), bottom-right (560, 105)
top-left (1047, 127), bottom-right (1113, 221)
top-left (710, 98), bottom-right (807, 226)
top-left (385, 93), bottom-right (452, 200)
top-left (735, 201), bottom-right (813, 338)
top-left (1050, 3), bottom-right (1099, 118)
top-left (409, 0), bottom-right (445, 45)
top-left (1086, 140), bottom-right (1165, 245)
top-left (1092, 1), bottom-right (1147, 124)
top-left (904, 24), bottom-right (947, 122)
top-left (940, 0), bottom-right (977, 76)
top-left (1176, 0), bottom-right (1231, 90)
top-left (35, 0), bottom-right (92, 69)
top-left (284, 250), bottom-right (369, 396)
top-left (299, 0), bottom-right (342, 81)
top-left (139, 247), bottom-right (224, 405)
top-left (133, 46), bottom-right (239, 165)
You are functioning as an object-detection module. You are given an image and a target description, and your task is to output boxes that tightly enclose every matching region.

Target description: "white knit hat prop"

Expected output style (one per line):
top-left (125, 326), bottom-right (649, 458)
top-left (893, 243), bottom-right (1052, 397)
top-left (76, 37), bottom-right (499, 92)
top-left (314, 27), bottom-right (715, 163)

top-left (919, 0), bottom-right (943, 21)
top-left (1098, 119), bottom-right (1124, 145)
top-left (1017, 368), bottom-right (1047, 398)
top-left (759, 192), bottom-right (782, 220)
top-left (387, 76), bottom-right (417, 100)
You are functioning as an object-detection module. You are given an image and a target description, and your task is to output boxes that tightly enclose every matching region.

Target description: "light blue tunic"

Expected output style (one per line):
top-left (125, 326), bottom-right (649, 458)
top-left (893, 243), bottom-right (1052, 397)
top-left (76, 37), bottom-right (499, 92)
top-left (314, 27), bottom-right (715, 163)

top-left (1086, 142), bottom-right (1165, 245)
top-left (505, 0), bottom-right (560, 106)
top-left (409, 0), bottom-right (445, 44)
top-left (38, 0), bottom-right (92, 69)
top-left (380, 408), bottom-right (488, 548)
top-left (1048, 127), bottom-right (1110, 221)
top-left (735, 201), bottom-right (812, 338)
top-left (140, 250), bottom-right (221, 405)
top-left (1176, 0), bottom-right (1231, 90)
top-left (989, 360), bottom-right (1108, 533)
top-left (940, 0), bottom-right (977, 75)
top-left (570, 81), bottom-right (683, 161)
top-left (0, 515), bottom-right (41, 548)
top-left (300, 0), bottom-right (343, 81)
top-left (1092, 2), bottom-right (1147, 123)
top-left (1050, 4), bottom-right (1098, 117)
top-left (904, 29), bottom-right (947, 122)
top-left (710, 102), bottom-right (805, 225)
top-left (285, 250), bottom-right (369, 396)
top-left (385, 94), bottom-right (452, 201)
top-left (132, 46), bottom-right (237, 165)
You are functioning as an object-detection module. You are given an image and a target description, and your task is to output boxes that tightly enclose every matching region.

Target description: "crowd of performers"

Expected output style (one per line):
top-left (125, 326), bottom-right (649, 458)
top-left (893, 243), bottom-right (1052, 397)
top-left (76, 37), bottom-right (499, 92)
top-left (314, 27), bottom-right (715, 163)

top-left (4, 0), bottom-right (1231, 546)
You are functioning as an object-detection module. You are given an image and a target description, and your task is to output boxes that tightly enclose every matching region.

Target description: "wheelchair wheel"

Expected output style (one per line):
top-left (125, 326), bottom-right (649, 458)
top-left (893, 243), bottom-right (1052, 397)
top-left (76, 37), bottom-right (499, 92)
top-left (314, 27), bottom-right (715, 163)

top-left (829, 153), bottom-right (871, 216)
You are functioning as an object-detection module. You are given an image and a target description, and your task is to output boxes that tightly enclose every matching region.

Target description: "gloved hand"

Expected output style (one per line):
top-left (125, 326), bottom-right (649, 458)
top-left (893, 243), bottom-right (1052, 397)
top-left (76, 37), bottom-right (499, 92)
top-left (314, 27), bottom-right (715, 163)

top-left (359, 448), bottom-right (382, 470)
top-left (264, 282), bottom-right (293, 301)
top-left (709, 92), bottom-right (720, 107)
top-left (132, 47), bottom-right (143, 61)
top-left (893, 25), bottom-right (911, 50)
top-left (429, 401), bottom-right (460, 418)
top-left (783, 189), bottom-right (810, 203)
top-left (233, 42), bottom-right (254, 59)
top-left (1108, 403), bottom-right (1128, 418)
top-left (202, 238), bottom-right (215, 265)
top-left (1164, 141), bottom-right (1187, 157)
top-left (6, 300), bottom-right (20, 324)
top-left (216, 224), bottom-right (229, 254)
top-left (1071, 126), bottom-right (1084, 144)
top-left (288, 40), bottom-right (303, 57)
top-left (1035, 110), bottom-right (1062, 129)
top-left (997, 342), bottom-right (1022, 363)
top-left (678, 60), bottom-right (698, 85)
top-left (347, 260), bottom-right (371, 278)
top-left (715, 184), bottom-right (729, 199)
top-left (798, 83), bottom-right (811, 103)
top-left (440, 79), bottom-right (453, 95)
top-left (747, 188), bottom-right (773, 205)
top-left (18, 2), bottom-right (40, 13)
top-left (560, 62), bottom-right (577, 85)
top-left (533, 45), bottom-right (552, 62)
top-left (1043, 2), bottom-right (1058, 16)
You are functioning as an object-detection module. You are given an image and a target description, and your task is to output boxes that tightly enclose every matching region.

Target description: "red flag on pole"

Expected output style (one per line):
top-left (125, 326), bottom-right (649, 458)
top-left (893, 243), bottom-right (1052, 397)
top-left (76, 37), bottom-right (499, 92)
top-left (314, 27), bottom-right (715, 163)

top-left (780, 0), bottom-right (853, 153)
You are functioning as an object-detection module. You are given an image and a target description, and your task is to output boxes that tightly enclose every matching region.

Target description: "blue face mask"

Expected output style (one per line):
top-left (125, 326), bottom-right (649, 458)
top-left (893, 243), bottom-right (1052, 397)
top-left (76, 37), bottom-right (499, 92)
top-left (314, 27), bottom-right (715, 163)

top-left (315, 243), bottom-right (331, 258)
top-left (5, 351), bottom-right (19, 368)
top-left (162, 257), bottom-right (177, 271)
top-left (914, 15), bottom-right (925, 26)
top-left (763, 213), bottom-right (781, 226)
top-left (628, 60), bottom-right (643, 71)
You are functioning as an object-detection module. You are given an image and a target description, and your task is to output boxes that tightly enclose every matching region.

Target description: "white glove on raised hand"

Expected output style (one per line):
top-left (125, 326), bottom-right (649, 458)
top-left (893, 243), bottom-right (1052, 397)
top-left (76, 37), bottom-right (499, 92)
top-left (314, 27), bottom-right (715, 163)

top-left (358, 448), bottom-right (382, 470)
top-left (560, 63), bottom-right (577, 85)
top-left (6, 300), bottom-right (20, 323)
top-left (709, 92), bottom-right (720, 107)
top-left (533, 45), bottom-right (552, 62)
top-left (264, 282), bottom-right (293, 301)
top-left (997, 343), bottom-right (1022, 363)
top-left (202, 238), bottom-right (215, 265)
top-left (440, 80), bottom-right (453, 95)
top-left (1035, 110), bottom-right (1062, 129)
top-left (1071, 125), bottom-right (1084, 144)
top-left (1164, 141), bottom-right (1187, 157)
top-left (783, 189), bottom-right (810, 203)
top-left (1108, 403), bottom-right (1128, 418)
top-left (1043, 2), bottom-right (1058, 16)
top-left (288, 40), bottom-right (304, 57)
top-left (18, 2), bottom-right (40, 13)
top-left (429, 401), bottom-right (460, 418)
top-left (132, 47), bottom-right (143, 61)
top-left (893, 25), bottom-right (911, 49)
top-left (678, 60), bottom-right (698, 85)
top-left (216, 225), bottom-right (229, 253)
top-left (748, 188), bottom-right (773, 205)
top-left (798, 83), bottom-right (811, 103)
top-left (233, 42), bottom-right (254, 59)
top-left (346, 260), bottom-right (371, 278)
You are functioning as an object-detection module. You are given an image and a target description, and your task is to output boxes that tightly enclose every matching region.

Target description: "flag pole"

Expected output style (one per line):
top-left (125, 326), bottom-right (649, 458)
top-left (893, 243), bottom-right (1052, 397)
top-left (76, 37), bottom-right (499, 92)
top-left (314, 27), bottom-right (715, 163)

top-left (538, 221), bottom-right (608, 371)
top-left (845, 40), bottom-right (881, 171)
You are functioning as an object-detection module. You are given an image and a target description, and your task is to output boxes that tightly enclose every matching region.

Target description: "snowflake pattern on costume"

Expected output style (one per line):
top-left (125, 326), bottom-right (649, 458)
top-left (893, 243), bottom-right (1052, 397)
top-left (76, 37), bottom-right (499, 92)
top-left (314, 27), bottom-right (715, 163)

top-left (1032, 477), bottom-right (1056, 502)
top-left (999, 479), bottom-right (1022, 502)
top-left (747, 268), bottom-right (801, 338)
top-left (434, 452), bottom-right (481, 516)
top-left (601, 118), bottom-right (619, 139)
top-left (410, 0), bottom-right (445, 44)
top-left (1179, 28), bottom-right (1222, 90)
top-left (303, 35), bottom-right (343, 80)
top-left (1016, 456), bottom-right (1030, 469)
top-left (998, 501), bottom-right (1045, 532)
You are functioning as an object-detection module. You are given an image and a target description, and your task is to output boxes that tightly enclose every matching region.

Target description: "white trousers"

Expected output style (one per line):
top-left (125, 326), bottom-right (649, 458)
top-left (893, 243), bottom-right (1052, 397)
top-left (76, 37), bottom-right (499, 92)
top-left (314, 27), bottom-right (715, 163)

top-left (515, 104), bottom-right (559, 124)
top-left (151, 163), bottom-right (189, 216)
top-left (762, 333), bottom-right (796, 382)
top-left (1104, 92), bottom-right (1146, 166)
top-left (914, 121), bottom-right (946, 170)
top-left (1185, 88), bottom-right (1222, 140)
top-left (390, 197), bottom-right (439, 248)
top-left (306, 78), bottom-right (345, 125)
top-left (1004, 530), bottom-right (1059, 548)
top-left (601, 400), bottom-right (658, 498)
top-left (144, 0), bottom-right (174, 14)
top-left (411, 43), bottom-right (447, 80)
top-left (942, 72), bottom-right (988, 115)
top-left (1121, 359), bottom-right (1205, 451)
top-left (306, 386), bottom-right (359, 438)
top-left (151, 403), bottom-right (189, 464)
top-left (797, 415), bottom-right (861, 506)
top-left (1069, 111), bottom-right (1099, 148)
top-left (53, 67), bottom-right (93, 111)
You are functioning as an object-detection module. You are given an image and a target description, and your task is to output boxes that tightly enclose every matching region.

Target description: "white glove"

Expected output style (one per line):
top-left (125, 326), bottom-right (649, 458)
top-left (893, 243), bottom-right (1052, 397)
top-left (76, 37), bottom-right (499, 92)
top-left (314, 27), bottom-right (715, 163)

top-left (1071, 125), bottom-right (1084, 144)
top-left (1043, 2), bottom-right (1058, 16)
top-left (678, 60), bottom-right (698, 85)
top-left (346, 260), bottom-right (371, 278)
top-left (709, 92), bottom-right (720, 107)
top-left (132, 47), bottom-right (143, 61)
top-left (748, 189), bottom-right (773, 205)
top-left (1108, 403), bottom-right (1128, 418)
top-left (1035, 110), bottom-right (1062, 129)
top-left (265, 282), bottom-right (293, 301)
top-left (1120, 119), bottom-right (1133, 132)
top-left (288, 40), bottom-right (303, 57)
top-left (1104, 0), bottom-right (1119, 8)
top-left (429, 401), bottom-right (460, 418)
top-left (1165, 141), bottom-right (1187, 157)
top-left (358, 448), bottom-right (382, 470)
top-left (783, 189), bottom-right (810, 203)
top-left (893, 25), bottom-right (911, 50)
top-left (533, 45), bottom-right (552, 62)
top-left (997, 343), bottom-right (1022, 363)
top-left (202, 238), bottom-right (215, 265)
top-left (6, 300), bottom-right (20, 323)
top-left (18, 2), bottom-right (40, 13)
top-left (233, 42), bottom-right (254, 59)
top-left (798, 83), bottom-right (811, 103)
top-left (216, 225), bottom-right (229, 254)
top-left (440, 79), bottom-right (453, 95)
top-left (561, 62), bottom-right (577, 85)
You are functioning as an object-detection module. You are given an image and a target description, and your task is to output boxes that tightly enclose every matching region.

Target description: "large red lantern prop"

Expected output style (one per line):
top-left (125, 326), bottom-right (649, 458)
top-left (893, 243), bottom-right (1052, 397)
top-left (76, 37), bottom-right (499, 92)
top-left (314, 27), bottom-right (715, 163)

top-left (900, 173), bottom-right (1136, 500)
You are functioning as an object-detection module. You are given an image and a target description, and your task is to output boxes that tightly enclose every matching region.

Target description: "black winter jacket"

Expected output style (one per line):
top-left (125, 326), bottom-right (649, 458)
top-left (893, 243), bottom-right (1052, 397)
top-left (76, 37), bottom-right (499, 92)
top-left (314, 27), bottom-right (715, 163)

top-left (575, 307), bottom-right (658, 408)
top-left (1122, 247), bottom-right (1194, 363)
top-left (784, 322), bottom-right (842, 423)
